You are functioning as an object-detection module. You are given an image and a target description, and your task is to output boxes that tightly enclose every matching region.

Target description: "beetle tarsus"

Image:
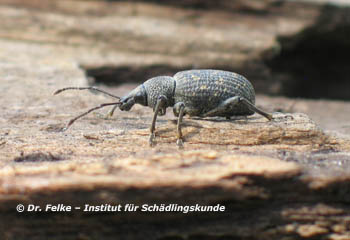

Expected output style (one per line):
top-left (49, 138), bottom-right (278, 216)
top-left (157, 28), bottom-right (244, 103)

top-left (176, 139), bottom-right (184, 149)
top-left (149, 133), bottom-right (156, 147)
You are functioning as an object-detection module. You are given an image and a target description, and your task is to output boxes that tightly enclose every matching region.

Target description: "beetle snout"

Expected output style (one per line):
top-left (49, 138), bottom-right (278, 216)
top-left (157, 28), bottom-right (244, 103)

top-left (119, 97), bottom-right (135, 111)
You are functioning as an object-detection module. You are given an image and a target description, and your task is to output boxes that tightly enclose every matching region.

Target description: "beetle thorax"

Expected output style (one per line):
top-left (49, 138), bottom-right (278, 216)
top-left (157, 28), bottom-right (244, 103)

top-left (143, 76), bottom-right (176, 108)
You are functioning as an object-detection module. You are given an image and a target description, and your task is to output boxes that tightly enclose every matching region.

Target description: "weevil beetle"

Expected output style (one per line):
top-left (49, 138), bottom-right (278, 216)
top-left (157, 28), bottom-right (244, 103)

top-left (54, 69), bottom-right (273, 147)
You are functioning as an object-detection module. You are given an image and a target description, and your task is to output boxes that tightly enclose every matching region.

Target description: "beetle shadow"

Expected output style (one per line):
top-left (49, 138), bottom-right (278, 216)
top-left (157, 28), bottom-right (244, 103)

top-left (188, 115), bottom-right (263, 124)
top-left (155, 119), bottom-right (203, 140)
top-left (157, 115), bottom-right (264, 141)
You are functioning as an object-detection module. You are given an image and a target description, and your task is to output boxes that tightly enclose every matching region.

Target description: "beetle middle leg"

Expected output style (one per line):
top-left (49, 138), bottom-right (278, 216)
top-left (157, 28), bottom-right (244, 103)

top-left (149, 95), bottom-right (168, 146)
top-left (173, 102), bottom-right (186, 148)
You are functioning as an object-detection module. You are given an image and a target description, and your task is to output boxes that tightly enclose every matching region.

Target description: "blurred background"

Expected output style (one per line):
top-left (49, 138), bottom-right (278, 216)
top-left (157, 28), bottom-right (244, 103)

top-left (1, 0), bottom-right (350, 100)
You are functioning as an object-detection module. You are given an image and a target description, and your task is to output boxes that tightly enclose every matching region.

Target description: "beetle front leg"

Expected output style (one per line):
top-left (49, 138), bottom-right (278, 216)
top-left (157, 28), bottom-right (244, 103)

top-left (149, 95), bottom-right (167, 146)
top-left (107, 105), bottom-right (118, 118)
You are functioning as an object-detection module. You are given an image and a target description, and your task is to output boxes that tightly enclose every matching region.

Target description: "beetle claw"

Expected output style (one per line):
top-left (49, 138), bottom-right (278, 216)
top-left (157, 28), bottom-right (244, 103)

top-left (176, 139), bottom-right (184, 149)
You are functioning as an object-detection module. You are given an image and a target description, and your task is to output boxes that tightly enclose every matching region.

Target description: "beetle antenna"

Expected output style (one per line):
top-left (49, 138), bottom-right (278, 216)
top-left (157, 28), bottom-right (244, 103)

top-left (54, 87), bottom-right (121, 100)
top-left (62, 102), bottom-right (121, 131)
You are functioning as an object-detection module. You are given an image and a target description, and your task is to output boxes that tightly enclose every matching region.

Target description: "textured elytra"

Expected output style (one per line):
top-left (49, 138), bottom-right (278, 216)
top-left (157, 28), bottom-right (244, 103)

top-left (174, 69), bottom-right (255, 116)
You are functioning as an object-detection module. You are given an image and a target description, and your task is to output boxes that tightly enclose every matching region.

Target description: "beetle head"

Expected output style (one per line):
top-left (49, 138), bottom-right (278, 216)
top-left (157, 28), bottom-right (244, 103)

top-left (119, 84), bottom-right (147, 111)
top-left (119, 76), bottom-right (175, 111)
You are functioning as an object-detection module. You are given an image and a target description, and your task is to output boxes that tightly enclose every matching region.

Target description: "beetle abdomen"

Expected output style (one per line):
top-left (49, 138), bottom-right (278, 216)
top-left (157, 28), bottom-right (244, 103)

top-left (173, 69), bottom-right (255, 116)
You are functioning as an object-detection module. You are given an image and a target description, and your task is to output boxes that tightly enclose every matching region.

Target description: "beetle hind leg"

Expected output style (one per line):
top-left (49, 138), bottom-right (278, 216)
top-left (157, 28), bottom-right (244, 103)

top-left (201, 96), bottom-right (240, 118)
top-left (239, 97), bottom-right (273, 120)
top-left (202, 96), bottom-right (272, 120)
